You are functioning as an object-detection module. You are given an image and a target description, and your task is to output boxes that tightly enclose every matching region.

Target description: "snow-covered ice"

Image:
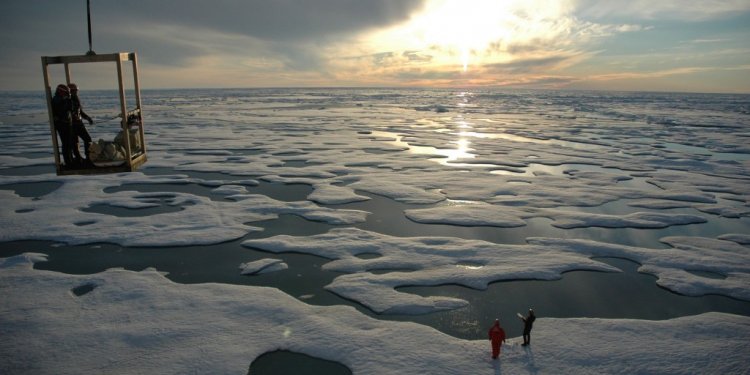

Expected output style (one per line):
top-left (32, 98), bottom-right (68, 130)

top-left (1, 88), bottom-right (749, 373)
top-left (240, 258), bottom-right (288, 275)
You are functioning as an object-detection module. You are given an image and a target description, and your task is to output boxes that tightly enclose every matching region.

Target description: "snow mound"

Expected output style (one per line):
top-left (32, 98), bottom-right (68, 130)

top-left (239, 258), bottom-right (288, 275)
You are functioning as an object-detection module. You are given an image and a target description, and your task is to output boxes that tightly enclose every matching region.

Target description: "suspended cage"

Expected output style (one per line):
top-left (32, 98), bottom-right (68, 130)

top-left (42, 52), bottom-right (147, 175)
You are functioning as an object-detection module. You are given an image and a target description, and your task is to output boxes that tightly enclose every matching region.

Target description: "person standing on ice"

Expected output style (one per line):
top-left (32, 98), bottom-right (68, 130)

top-left (488, 318), bottom-right (506, 359)
top-left (520, 308), bottom-right (536, 346)
top-left (68, 83), bottom-right (93, 166)
top-left (51, 84), bottom-right (74, 167)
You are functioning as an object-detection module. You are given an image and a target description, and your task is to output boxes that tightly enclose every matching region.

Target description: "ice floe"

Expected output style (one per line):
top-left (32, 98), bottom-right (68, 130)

top-left (547, 210), bottom-right (707, 229)
top-left (0, 174), bottom-right (367, 246)
top-left (405, 202), bottom-right (527, 228)
top-left (244, 228), bottom-right (750, 314)
top-left (240, 258), bottom-right (288, 275)
top-left (719, 233), bottom-right (750, 245)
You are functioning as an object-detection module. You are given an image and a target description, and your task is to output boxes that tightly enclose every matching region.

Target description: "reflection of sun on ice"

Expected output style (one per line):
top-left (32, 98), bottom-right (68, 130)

top-left (443, 137), bottom-right (473, 162)
top-left (455, 138), bottom-right (471, 158)
top-left (371, 130), bottom-right (475, 165)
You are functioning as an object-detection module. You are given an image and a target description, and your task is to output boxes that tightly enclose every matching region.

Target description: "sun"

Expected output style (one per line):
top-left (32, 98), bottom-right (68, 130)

top-left (365, 0), bottom-right (517, 72)
top-left (347, 0), bottom-right (573, 83)
top-left (418, 1), bottom-right (514, 47)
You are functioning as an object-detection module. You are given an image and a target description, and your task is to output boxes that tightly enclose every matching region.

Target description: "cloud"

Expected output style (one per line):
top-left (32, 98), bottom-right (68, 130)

top-left (403, 51), bottom-right (433, 62)
top-left (317, 0), bottom-right (672, 89)
top-left (688, 38), bottom-right (731, 44)
top-left (585, 65), bottom-right (750, 82)
top-left (0, 0), bottom-right (428, 88)
top-left (144, 1), bottom-right (424, 41)
top-left (325, 48), bottom-right (583, 88)
top-left (35, 1), bottom-right (426, 43)
top-left (1, 0), bottom-right (748, 91)
top-left (576, 0), bottom-right (750, 21)
top-left (130, 0), bottom-right (425, 76)
top-left (394, 68), bottom-right (462, 82)
top-left (483, 55), bottom-right (575, 74)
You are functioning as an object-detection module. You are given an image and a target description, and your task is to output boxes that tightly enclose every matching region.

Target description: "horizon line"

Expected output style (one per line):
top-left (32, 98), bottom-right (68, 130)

top-left (3, 86), bottom-right (749, 96)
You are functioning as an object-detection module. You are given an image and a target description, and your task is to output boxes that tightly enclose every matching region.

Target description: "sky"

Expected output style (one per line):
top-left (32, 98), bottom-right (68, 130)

top-left (1, 0), bottom-right (749, 93)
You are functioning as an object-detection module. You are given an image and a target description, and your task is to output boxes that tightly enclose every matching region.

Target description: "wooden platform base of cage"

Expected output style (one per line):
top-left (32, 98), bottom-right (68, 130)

top-left (57, 154), bottom-right (147, 176)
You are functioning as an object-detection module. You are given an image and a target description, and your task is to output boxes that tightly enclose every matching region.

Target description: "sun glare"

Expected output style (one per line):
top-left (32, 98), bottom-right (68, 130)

top-left (367, 0), bottom-right (517, 72)
top-left (431, 3), bottom-right (512, 45)
top-left (415, 0), bottom-right (517, 71)
top-left (360, 0), bottom-right (571, 78)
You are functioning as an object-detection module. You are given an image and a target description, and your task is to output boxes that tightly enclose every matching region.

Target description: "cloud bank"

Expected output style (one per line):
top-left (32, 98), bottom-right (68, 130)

top-left (1, 0), bottom-right (749, 91)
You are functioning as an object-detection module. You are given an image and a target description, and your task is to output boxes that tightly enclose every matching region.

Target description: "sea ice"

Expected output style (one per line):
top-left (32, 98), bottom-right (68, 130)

top-left (405, 202), bottom-right (527, 228)
top-left (244, 228), bottom-right (750, 314)
top-left (0, 174), bottom-right (368, 246)
top-left (1, 253), bottom-right (748, 375)
top-left (239, 258), bottom-right (288, 275)
top-left (719, 233), bottom-right (750, 245)
top-left (547, 210), bottom-right (707, 229)
top-left (1, 89), bottom-right (749, 374)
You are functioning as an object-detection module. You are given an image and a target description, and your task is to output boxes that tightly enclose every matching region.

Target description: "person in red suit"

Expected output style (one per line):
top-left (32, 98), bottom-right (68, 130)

top-left (488, 318), bottom-right (506, 359)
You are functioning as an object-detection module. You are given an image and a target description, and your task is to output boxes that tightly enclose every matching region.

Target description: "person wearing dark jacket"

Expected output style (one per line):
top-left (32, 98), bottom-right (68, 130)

top-left (487, 319), bottom-right (506, 359)
top-left (51, 84), bottom-right (74, 167)
top-left (520, 308), bottom-right (536, 346)
top-left (68, 83), bottom-right (93, 166)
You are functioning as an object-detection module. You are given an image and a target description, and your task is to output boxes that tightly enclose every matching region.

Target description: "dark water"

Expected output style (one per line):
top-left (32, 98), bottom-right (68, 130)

top-left (0, 164), bottom-right (56, 176)
top-left (322, 188), bottom-right (750, 249)
top-left (0, 181), bottom-right (62, 198)
top-left (248, 351), bottom-right (351, 375)
top-left (396, 257), bottom-right (750, 339)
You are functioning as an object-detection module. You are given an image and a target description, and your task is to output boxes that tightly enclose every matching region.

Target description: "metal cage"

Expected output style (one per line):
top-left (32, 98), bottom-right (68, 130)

top-left (42, 52), bottom-right (147, 175)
